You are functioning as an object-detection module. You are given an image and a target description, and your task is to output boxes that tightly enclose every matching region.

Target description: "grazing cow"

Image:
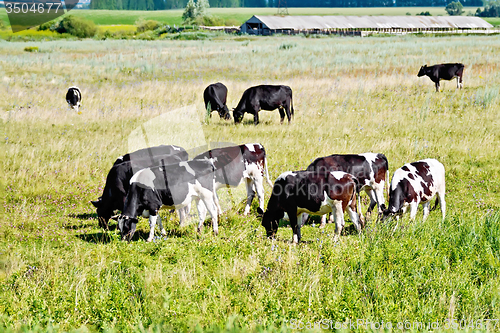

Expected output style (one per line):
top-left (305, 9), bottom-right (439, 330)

top-left (91, 145), bottom-right (188, 229)
top-left (204, 82), bottom-right (231, 120)
top-left (259, 171), bottom-right (362, 243)
top-left (66, 86), bottom-right (82, 111)
top-left (417, 63), bottom-right (464, 92)
top-left (306, 153), bottom-right (389, 218)
top-left (193, 143), bottom-right (273, 215)
top-left (382, 159), bottom-right (445, 222)
top-left (233, 85), bottom-right (294, 125)
top-left (118, 159), bottom-right (219, 242)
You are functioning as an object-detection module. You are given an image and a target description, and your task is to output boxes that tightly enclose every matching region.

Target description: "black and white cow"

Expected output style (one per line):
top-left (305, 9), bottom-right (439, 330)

top-left (306, 153), bottom-right (389, 218)
top-left (91, 145), bottom-right (188, 229)
top-left (233, 85), bottom-right (294, 125)
top-left (417, 63), bottom-right (464, 92)
top-left (259, 170), bottom-right (362, 243)
top-left (118, 159), bottom-right (219, 242)
top-left (204, 82), bottom-right (231, 120)
top-left (193, 143), bottom-right (273, 215)
top-left (66, 86), bottom-right (82, 111)
top-left (382, 159), bottom-right (445, 222)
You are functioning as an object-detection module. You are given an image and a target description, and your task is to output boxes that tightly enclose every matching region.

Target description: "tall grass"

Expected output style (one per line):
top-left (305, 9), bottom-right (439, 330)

top-left (1, 35), bottom-right (499, 332)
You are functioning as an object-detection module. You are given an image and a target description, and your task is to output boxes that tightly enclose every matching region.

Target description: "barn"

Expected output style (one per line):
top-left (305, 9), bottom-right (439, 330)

top-left (240, 15), bottom-right (494, 36)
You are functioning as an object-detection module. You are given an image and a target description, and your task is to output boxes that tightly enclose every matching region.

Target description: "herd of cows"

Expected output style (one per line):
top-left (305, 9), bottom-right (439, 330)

top-left (68, 63), bottom-right (459, 242)
top-left (89, 143), bottom-right (446, 243)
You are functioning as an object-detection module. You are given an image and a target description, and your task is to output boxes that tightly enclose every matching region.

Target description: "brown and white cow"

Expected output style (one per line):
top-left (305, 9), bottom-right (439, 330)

top-left (259, 170), bottom-right (362, 243)
top-left (417, 63), bottom-right (464, 92)
top-left (382, 158), bottom-right (445, 222)
top-left (193, 143), bottom-right (273, 215)
top-left (306, 153), bottom-right (389, 219)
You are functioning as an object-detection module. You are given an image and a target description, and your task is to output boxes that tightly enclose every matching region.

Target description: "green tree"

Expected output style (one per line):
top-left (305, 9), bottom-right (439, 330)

top-left (182, 0), bottom-right (197, 22)
top-left (446, 1), bottom-right (464, 15)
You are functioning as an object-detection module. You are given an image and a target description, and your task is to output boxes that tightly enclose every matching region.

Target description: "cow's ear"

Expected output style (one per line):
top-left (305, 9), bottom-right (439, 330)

top-left (91, 200), bottom-right (101, 208)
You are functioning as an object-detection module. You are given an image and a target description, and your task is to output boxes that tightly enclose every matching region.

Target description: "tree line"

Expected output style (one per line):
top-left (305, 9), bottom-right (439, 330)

top-left (90, 0), bottom-right (493, 14)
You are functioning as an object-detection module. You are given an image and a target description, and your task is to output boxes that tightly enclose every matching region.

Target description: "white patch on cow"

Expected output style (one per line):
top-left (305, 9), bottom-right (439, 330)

top-left (141, 209), bottom-right (150, 218)
top-left (180, 161), bottom-right (195, 176)
top-left (245, 143), bottom-right (258, 152)
top-left (173, 146), bottom-right (181, 151)
top-left (130, 168), bottom-right (156, 189)
top-left (276, 171), bottom-right (296, 182)
top-left (292, 234), bottom-right (299, 244)
top-left (117, 156), bottom-right (123, 161)
top-left (330, 171), bottom-right (346, 181)
top-left (297, 191), bottom-right (333, 216)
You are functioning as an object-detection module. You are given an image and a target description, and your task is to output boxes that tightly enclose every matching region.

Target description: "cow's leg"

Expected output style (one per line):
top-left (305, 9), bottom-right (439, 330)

top-left (252, 108), bottom-right (260, 125)
top-left (422, 201), bottom-right (431, 221)
top-left (278, 106), bottom-right (286, 124)
top-left (320, 214), bottom-right (327, 228)
top-left (348, 204), bottom-right (362, 233)
top-left (332, 200), bottom-right (345, 241)
top-left (199, 192), bottom-right (219, 236)
top-left (435, 80), bottom-right (440, 92)
top-left (409, 202), bottom-right (419, 221)
top-left (147, 215), bottom-right (158, 242)
top-left (288, 208), bottom-right (300, 243)
top-left (243, 179), bottom-right (256, 215)
top-left (196, 199), bottom-right (207, 234)
top-left (284, 101), bottom-right (292, 123)
top-left (364, 188), bottom-right (378, 218)
top-left (254, 176), bottom-right (265, 214)
top-left (157, 214), bottom-right (167, 236)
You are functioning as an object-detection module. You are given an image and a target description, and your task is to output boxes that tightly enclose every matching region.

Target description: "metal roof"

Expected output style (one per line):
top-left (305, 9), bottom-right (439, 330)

top-left (246, 15), bottom-right (493, 30)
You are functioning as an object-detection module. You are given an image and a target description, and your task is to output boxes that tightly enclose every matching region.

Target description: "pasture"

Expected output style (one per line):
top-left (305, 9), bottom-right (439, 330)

top-left (1, 34), bottom-right (500, 332)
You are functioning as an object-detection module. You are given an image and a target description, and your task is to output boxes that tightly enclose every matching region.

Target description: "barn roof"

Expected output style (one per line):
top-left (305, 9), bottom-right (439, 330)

top-left (248, 15), bottom-right (493, 30)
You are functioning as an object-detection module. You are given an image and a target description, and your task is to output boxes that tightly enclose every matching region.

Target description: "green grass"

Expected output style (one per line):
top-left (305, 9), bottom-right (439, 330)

top-left (1, 35), bottom-right (500, 332)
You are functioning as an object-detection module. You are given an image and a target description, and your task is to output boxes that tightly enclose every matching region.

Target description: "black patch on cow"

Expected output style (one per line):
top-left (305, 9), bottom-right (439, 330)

top-left (411, 161), bottom-right (434, 190)
top-left (401, 166), bottom-right (410, 172)
top-left (408, 173), bottom-right (415, 180)
top-left (372, 154), bottom-right (389, 184)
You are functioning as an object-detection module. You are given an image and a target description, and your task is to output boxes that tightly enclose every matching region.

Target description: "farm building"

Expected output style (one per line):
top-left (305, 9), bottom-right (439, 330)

top-left (240, 15), bottom-right (494, 36)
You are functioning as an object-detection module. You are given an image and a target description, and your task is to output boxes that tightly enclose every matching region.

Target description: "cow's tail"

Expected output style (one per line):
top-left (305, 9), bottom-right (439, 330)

top-left (291, 92), bottom-right (295, 118)
top-left (264, 156), bottom-right (273, 187)
top-left (430, 195), bottom-right (440, 212)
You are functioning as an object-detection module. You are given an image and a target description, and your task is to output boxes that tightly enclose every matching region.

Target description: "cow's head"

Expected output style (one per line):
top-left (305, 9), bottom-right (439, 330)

top-left (232, 107), bottom-right (244, 124)
top-left (218, 105), bottom-right (232, 120)
top-left (117, 215), bottom-right (138, 241)
top-left (381, 185), bottom-right (406, 221)
top-left (91, 198), bottom-right (111, 230)
top-left (260, 208), bottom-right (283, 238)
top-left (417, 65), bottom-right (428, 77)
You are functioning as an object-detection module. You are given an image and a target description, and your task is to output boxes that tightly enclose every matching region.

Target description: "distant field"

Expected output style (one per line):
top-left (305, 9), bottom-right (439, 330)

top-left (1, 7), bottom-right (498, 28)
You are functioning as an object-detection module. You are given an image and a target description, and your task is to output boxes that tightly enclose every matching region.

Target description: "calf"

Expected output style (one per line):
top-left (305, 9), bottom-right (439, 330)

top-left (66, 86), bottom-right (82, 111)
top-left (118, 159), bottom-right (219, 242)
top-left (382, 159), bottom-right (445, 222)
top-left (417, 63), bottom-right (464, 92)
top-left (260, 171), bottom-right (362, 243)
top-left (306, 153), bottom-right (388, 218)
top-left (193, 143), bottom-right (273, 215)
top-left (91, 145), bottom-right (188, 229)
top-left (204, 82), bottom-right (231, 120)
top-left (233, 85), bottom-right (294, 125)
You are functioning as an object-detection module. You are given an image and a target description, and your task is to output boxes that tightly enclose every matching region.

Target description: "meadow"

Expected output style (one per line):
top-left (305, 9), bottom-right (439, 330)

top-left (1, 34), bottom-right (500, 332)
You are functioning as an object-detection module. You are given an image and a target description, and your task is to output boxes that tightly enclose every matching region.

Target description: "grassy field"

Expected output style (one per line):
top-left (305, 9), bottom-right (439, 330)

top-left (1, 7), bottom-right (499, 29)
top-left (1, 34), bottom-right (500, 332)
